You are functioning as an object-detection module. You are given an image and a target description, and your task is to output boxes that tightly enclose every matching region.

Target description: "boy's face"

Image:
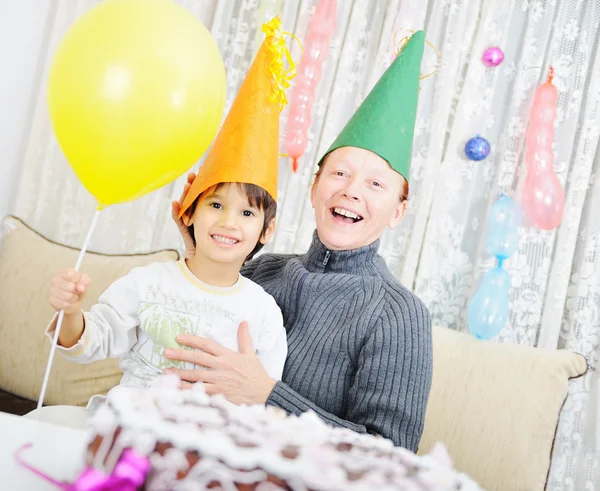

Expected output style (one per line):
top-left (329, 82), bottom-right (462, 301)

top-left (183, 183), bottom-right (274, 266)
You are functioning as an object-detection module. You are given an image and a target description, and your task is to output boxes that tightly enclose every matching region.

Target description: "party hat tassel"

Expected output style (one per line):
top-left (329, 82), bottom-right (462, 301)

top-left (261, 16), bottom-right (297, 110)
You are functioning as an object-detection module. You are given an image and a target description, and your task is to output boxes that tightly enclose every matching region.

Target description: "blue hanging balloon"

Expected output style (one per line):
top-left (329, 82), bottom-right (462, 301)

top-left (467, 266), bottom-right (511, 340)
top-left (487, 194), bottom-right (522, 259)
top-left (467, 193), bottom-right (520, 340)
top-left (465, 135), bottom-right (491, 161)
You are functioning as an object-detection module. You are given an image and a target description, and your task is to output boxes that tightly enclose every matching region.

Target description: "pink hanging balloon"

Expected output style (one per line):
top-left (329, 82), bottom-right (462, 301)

top-left (285, 0), bottom-right (336, 172)
top-left (522, 67), bottom-right (565, 230)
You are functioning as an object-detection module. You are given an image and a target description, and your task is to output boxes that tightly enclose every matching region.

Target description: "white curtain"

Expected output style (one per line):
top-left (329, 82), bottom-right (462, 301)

top-left (14, 0), bottom-right (600, 487)
top-left (0, 0), bottom-right (54, 243)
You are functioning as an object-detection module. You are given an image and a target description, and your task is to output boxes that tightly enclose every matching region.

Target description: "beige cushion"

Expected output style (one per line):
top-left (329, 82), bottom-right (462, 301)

top-left (419, 325), bottom-right (587, 491)
top-left (0, 215), bottom-right (179, 406)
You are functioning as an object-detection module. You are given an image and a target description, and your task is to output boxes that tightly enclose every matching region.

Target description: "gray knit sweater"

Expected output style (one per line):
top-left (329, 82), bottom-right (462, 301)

top-left (241, 232), bottom-right (432, 451)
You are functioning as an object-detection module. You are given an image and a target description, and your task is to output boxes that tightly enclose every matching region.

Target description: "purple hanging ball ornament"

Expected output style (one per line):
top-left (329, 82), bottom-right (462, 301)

top-left (482, 46), bottom-right (504, 67)
top-left (465, 135), bottom-right (491, 161)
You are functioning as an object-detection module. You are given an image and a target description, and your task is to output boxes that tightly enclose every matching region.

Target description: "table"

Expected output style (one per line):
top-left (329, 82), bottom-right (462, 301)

top-left (0, 411), bottom-right (89, 489)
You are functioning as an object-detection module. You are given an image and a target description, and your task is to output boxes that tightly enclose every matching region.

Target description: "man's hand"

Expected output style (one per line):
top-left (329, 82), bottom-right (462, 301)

top-left (163, 321), bottom-right (276, 405)
top-left (171, 172), bottom-right (197, 259)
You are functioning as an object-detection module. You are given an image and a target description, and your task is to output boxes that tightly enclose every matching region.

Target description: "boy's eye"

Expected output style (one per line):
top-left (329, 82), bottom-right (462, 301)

top-left (372, 181), bottom-right (382, 188)
top-left (210, 202), bottom-right (222, 209)
top-left (335, 171), bottom-right (346, 177)
top-left (243, 210), bottom-right (255, 217)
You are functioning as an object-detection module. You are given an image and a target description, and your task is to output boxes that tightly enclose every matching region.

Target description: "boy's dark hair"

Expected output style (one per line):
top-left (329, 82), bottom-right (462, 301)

top-left (186, 182), bottom-right (277, 262)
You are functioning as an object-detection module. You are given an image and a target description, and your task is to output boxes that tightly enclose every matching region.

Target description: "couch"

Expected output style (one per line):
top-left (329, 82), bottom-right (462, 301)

top-left (0, 216), bottom-right (587, 490)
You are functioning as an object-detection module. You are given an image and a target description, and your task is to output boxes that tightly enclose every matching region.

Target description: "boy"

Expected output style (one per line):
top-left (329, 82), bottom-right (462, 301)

top-left (49, 182), bottom-right (285, 400)
top-left (46, 16), bottom-right (291, 411)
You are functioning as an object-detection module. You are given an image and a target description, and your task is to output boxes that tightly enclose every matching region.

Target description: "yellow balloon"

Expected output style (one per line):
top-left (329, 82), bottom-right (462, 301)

top-left (47, 0), bottom-right (226, 206)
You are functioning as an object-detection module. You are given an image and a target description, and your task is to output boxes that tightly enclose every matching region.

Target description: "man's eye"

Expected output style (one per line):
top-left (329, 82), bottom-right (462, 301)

top-left (335, 171), bottom-right (346, 177)
top-left (243, 210), bottom-right (255, 217)
top-left (210, 203), bottom-right (222, 209)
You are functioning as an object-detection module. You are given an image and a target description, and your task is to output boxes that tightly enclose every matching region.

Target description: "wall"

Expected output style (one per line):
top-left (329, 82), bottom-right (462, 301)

top-left (0, 0), bottom-right (54, 235)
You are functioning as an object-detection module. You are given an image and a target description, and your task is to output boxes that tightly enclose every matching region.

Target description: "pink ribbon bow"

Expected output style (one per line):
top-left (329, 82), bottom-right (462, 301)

top-left (16, 443), bottom-right (150, 490)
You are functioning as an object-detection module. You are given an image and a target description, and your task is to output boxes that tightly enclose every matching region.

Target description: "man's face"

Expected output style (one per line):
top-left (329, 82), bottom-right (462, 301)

top-left (311, 146), bottom-right (407, 251)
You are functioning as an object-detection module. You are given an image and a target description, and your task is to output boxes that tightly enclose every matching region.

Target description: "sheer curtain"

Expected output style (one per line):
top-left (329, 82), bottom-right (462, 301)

top-left (13, 0), bottom-right (600, 487)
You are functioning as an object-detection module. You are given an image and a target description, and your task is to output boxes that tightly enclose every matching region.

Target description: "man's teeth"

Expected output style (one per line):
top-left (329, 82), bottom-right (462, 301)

top-left (212, 235), bottom-right (239, 245)
top-left (333, 208), bottom-right (362, 220)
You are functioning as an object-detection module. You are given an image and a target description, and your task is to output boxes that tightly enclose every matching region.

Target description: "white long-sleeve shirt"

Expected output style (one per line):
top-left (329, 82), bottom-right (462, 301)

top-left (47, 260), bottom-right (287, 407)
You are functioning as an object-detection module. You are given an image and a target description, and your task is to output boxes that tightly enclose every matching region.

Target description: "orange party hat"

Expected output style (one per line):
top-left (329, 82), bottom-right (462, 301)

top-left (179, 16), bottom-right (294, 217)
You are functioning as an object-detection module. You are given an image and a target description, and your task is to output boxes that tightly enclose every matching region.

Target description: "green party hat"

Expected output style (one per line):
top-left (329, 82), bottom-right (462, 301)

top-left (318, 30), bottom-right (425, 181)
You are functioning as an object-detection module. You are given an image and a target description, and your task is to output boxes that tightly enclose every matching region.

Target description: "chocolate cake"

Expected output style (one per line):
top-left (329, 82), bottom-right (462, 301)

top-left (86, 381), bottom-right (482, 490)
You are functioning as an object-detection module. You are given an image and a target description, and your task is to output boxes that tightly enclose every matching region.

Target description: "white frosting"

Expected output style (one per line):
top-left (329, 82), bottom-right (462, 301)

top-left (88, 384), bottom-right (483, 491)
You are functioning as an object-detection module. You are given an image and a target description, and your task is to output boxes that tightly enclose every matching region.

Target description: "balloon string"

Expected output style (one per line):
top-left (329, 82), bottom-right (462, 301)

top-left (36, 208), bottom-right (101, 413)
top-left (547, 66), bottom-right (554, 83)
top-left (393, 28), bottom-right (442, 81)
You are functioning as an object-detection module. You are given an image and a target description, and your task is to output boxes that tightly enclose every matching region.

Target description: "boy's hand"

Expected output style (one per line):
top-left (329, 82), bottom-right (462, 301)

top-left (171, 171), bottom-right (197, 259)
top-left (50, 269), bottom-right (90, 315)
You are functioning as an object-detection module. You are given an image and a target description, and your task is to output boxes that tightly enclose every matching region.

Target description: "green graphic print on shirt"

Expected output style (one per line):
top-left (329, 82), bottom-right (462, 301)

top-left (131, 283), bottom-right (240, 373)
top-left (138, 303), bottom-right (194, 370)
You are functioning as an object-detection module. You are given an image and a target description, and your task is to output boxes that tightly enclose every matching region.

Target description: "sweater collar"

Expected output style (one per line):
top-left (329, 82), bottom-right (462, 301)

top-left (301, 230), bottom-right (381, 274)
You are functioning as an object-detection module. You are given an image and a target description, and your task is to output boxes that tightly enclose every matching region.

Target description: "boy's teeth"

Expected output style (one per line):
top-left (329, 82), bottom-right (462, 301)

top-left (333, 207), bottom-right (361, 220)
top-left (212, 235), bottom-right (238, 245)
